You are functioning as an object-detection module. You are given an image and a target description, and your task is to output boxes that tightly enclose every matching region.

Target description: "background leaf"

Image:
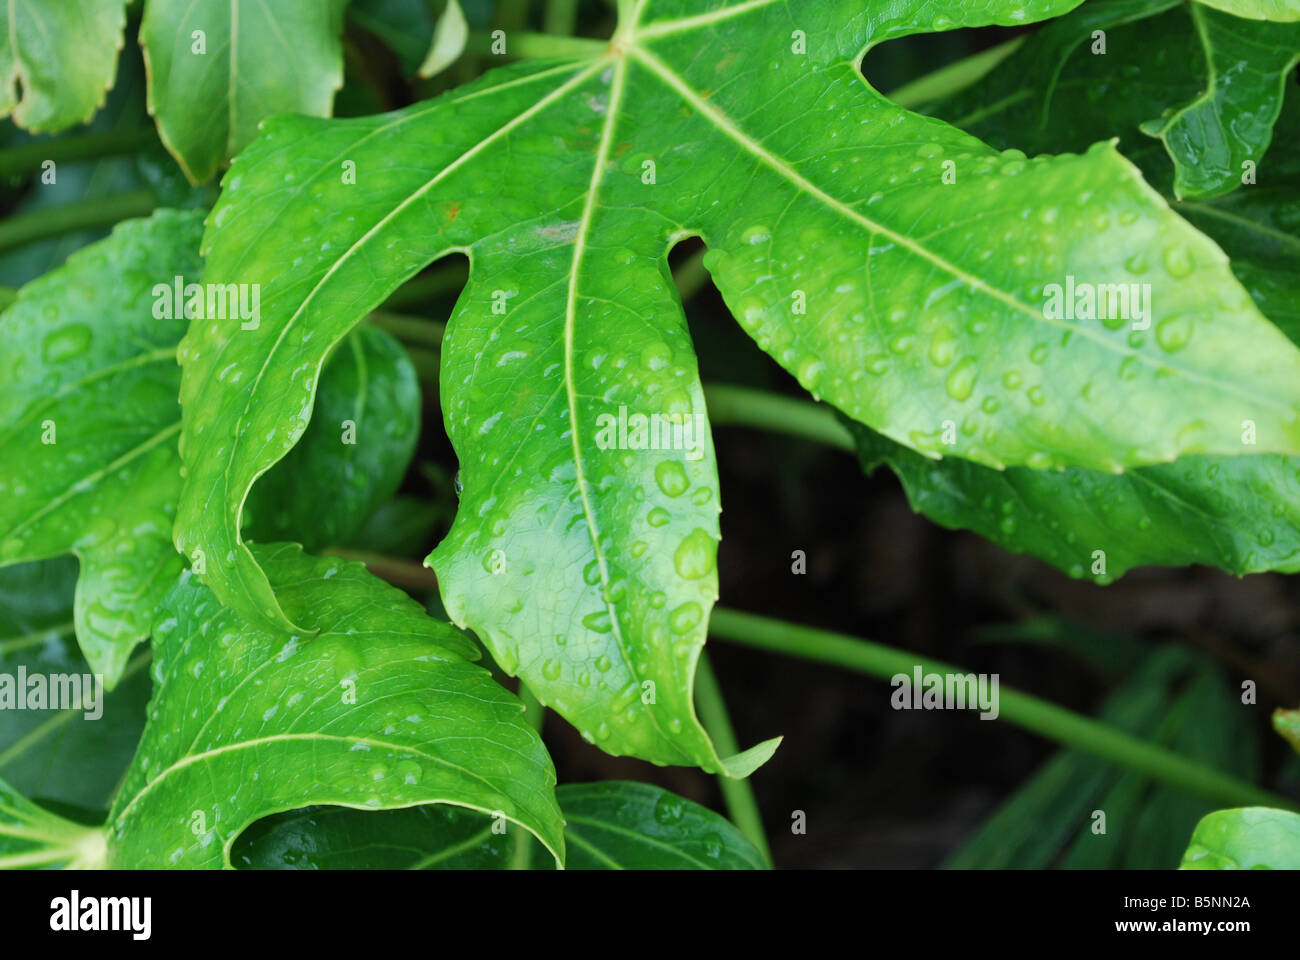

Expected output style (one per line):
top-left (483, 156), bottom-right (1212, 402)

top-left (1138, 5), bottom-right (1300, 199)
top-left (141, 0), bottom-right (350, 182)
top-left (0, 209), bottom-right (203, 686)
top-left (244, 325), bottom-right (421, 551)
top-left (232, 780), bottom-right (766, 869)
top-left (0, 0), bottom-right (127, 132)
top-left (0, 558), bottom-right (149, 812)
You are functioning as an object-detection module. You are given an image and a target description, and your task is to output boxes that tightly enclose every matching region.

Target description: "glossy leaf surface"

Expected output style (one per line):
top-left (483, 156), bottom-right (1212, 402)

top-left (106, 543), bottom-right (563, 868)
top-left (1139, 5), bottom-right (1300, 199)
top-left (179, 0), bottom-right (1300, 769)
top-left (0, 211), bottom-right (203, 686)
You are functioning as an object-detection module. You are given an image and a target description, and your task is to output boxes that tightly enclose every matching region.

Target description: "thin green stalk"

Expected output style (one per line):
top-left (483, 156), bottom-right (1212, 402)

top-left (672, 247), bottom-right (710, 302)
top-left (494, 0), bottom-right (532, 31)
top-left (0, 128), bottom-right (156, 180)
top-left (708, 607), bottom-right (1297, 812)
top-left (703, 382), bottom-right (854, 452)
top-left (369, 310), bottom-right (446, 348)
top-left (695, 654), bottom-right (772, 864)
top-left (0, 189), bottom-right (156, 253)
top-left (885, 37), bottom-right (1024, 109)
top-left (467, 30), bottom-right (607, 58)
top-left (511, 682), bottom-right (546, 868)
top-left (0, 286), bottom-right (17, 312)
top-left (380, 263), bottom-right (468, 309)
top-left (544, 0), bottom-right (580, 36)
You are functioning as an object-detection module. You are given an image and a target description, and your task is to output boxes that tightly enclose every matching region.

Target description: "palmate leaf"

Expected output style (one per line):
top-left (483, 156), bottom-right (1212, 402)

top-left (233, 780), bottom-right (765, 869)
top-left (1180, 808), bottom-right (1300, 868)
top-left (179, 0), bottom-right (1300, 771)
top-left (141, 0), bottom-right (350, 183)
top-left (0, 0), bottom-right (128, 132)
top-left (0, 210), bottom-right (421, 687)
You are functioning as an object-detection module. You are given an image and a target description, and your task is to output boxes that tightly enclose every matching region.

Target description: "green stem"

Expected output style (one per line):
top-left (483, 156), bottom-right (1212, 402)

top-left (381, 263), bottom-right (468, 310)
top-left (885, 37), bottom-right (1024, 110)
top-left (708, 608), bottom-right (1297, 811)
top-left (369, 311), bottom-right (446, 348)
top-left (695, 654), bottom-right (772, 865)
top-left (672, 248), bottom-right (710, 302)
top-left (0, 189), bottom-right (156, 254)
top-left (0, 128), bottom-right (156, 180)
top-left (543, 0), bottom-right (580, 36)
top-left (703, 383), bottom-right (854, 452)
top-left (0, 286), bottom-right (17, 312)
top-left (518, 681), bottom-right (545, 735)
top-left (467, 30), bottom-right (607, 58)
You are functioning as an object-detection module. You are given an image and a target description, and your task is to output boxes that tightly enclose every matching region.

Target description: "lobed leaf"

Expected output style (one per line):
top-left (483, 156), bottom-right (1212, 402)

top-left (141, 0), bottom-right (350, 183)
top-left (106, 543), bottom-right (564, 868)
top-left (0, 0), bottom-right (127, 132)
top-left (180, 0), bottom-right (1300, 769)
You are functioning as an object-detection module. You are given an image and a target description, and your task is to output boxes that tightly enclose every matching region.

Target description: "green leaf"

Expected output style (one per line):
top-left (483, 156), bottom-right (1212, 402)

top-left (179, 0), bottom-right (1300, 769)
top-left (105, 543), bottom-right (563, 868)
top-left (244, 326), bottom-right (421, 550)
top-left (1180, 807), bottom-right (1300, 868)
top-left (1177, 98), bottom-right (1300, 344)
top-left (1193, 0), bottom-right (1300, 22)
top-left (0, 210), bottom-right (204, 687)
top-left (0, 0), bottom-right (127, 132)
top-left (937, 0), bottom-right (1300, 202)
top-left (0, 559), bottom-right (150, 812)
top-left (845, 416), bottom-right (1300, 581)
top-left (1139, 5), bottom-right (1300, 199)
top-left (419, 1), bottom-right (470, 78)
top-left (232, 780), bottom-right (765, 869)
top-left (141, 0), bottom-right (350, 183)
